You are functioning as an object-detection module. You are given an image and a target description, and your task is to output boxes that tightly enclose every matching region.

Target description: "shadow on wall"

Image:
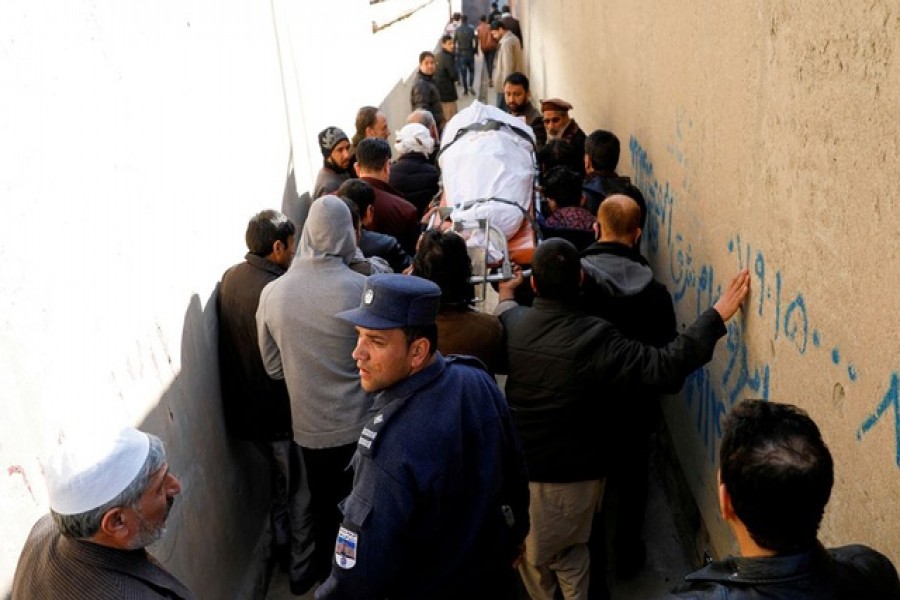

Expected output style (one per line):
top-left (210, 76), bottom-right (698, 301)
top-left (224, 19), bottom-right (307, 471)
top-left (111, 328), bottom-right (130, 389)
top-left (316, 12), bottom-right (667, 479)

top-left (137, 290), bottom-right (273, 600)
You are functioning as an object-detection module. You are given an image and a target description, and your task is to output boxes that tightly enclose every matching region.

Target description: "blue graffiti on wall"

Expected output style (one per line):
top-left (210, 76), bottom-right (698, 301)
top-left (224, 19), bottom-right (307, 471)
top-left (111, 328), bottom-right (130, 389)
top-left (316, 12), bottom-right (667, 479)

top-left (629, 134), bottom-right (896, 465)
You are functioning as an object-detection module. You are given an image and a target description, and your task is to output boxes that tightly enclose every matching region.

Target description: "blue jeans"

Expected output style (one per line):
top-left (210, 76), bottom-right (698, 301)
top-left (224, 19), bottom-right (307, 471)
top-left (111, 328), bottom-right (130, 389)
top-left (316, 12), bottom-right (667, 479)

top-left (458, 55), bottom-right (475, 89)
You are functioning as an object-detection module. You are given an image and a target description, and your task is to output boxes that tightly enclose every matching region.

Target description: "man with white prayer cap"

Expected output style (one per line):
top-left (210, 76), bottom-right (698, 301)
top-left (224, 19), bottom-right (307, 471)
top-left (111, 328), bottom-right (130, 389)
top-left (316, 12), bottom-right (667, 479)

top-left (12, 426), bottom-right (192, 599)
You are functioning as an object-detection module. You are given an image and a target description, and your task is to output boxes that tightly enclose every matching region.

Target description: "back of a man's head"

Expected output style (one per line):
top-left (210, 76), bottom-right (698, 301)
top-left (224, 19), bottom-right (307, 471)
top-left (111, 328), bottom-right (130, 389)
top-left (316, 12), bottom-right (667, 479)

top-left (355, 138), bottom-right (392, 174)
top-left (531, 238), bottom-right (581, 301)
top-left (246, 210), bottom-right (295, 257)
top-left (412, 230), bottom-right (474, 306)
top-left (542, 166), bottom-right (583, 208)
top-left (598, 194), bottom-right (641, 241)
top-left (720, 399), bottom-right (834, 554)
top-left (585, 129), bottom-right (620, 173)
top-left (337, 179), bottom-right (375, 214)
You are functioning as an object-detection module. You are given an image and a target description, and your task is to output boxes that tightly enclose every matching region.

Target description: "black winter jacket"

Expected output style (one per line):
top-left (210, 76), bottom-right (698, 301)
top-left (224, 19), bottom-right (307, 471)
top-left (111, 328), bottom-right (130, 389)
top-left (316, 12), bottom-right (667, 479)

top-left (434, 49), bottom-right (458, 102)
top-left (499, 299), bottom-right (726, 482)
top-left (359, 229), bottom-right (412, 274)
top-left (663, 544), bottom-right (900, 599)
top-left (389, 152), bottom-right (440, 216)
top-left (410, 71), bottom-right (444, 130)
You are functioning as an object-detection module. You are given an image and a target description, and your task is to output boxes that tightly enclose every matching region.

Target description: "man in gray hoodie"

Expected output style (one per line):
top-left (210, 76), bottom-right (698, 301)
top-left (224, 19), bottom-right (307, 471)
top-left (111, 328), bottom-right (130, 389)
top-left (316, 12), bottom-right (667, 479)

top-left (580, 194), bottom-right (676, 589)
top-left (256, 196), bottom-right (370, 591)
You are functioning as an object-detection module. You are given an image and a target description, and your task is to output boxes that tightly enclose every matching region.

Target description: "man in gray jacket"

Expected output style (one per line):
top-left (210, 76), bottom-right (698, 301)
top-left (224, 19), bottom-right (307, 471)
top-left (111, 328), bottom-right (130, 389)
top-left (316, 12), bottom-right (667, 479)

top-left (257, 196), bottom-right (370, 589)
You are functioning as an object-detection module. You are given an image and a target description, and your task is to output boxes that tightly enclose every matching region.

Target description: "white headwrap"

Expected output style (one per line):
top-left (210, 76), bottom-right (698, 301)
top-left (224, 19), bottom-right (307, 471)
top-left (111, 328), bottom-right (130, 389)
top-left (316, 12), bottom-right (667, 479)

top-left (394, 123), bottom-right (435, 158)
top-left (46, 427), bottom-right (150, 515)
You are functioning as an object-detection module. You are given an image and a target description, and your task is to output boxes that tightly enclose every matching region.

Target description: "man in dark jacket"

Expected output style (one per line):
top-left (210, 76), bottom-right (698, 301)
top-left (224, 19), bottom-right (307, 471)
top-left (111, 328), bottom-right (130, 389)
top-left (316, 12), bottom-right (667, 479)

top-left (582, 129), bottom-right (647, 225)
top-left (663, 399), bottom-right (900, 599)
top-left (389, 122), bottom-right (440, 216)
top-left (454, 15), bottom-right (477, 95)
top-left (317, 274), bottom-right (530, 599)
top-left (580, 195), bottom-right (676, 585)
top-left (435, 35), bottom-right (459, 125)
top-left (503, 72), bottom-right (546, 149)
top-left (216, 210), bottom-right (316, 593)
top-left (496, 239), bottom-right (750, 600)
top-left (337, 179), bottom-right (412, 273)
top-left (541, 98), bottom-right (586, 171)
top-left (314, 126), bottom-right (353, 199)
top-left (410, 51), bottom-right (445, 132)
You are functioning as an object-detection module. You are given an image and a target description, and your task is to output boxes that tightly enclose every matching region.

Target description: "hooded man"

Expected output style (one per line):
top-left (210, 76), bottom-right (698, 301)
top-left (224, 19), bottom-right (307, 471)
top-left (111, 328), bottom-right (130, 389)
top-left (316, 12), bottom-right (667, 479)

top-left (257, 196), bottom-right (370, 589)
top-left (314, 127), bottom-right (353, 199)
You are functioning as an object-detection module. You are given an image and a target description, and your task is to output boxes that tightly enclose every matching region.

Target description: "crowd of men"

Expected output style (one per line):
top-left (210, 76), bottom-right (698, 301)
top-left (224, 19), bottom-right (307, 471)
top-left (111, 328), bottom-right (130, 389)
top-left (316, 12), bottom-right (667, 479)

top-left (10, 5), bottom-right (900, 600)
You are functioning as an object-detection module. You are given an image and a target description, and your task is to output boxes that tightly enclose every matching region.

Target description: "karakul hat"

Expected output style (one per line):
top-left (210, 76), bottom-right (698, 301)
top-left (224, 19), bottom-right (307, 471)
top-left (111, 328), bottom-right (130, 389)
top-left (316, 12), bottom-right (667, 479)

top-left (540, 98), bottom-right (573, 113)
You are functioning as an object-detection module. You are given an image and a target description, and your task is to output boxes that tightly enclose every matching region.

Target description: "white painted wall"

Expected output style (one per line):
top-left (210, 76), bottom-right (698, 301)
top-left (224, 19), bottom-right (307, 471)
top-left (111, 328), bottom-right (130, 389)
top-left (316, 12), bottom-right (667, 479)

top-left (1, 0), bottom-right (447, 595)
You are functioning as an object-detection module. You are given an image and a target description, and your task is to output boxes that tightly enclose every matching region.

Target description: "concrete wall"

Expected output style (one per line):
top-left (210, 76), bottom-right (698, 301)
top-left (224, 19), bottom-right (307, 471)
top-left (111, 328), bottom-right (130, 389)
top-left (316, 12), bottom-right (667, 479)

top-left (519, 0), bottom-right (900, 562)
top-left (0, 0), bottom-right (447, 596)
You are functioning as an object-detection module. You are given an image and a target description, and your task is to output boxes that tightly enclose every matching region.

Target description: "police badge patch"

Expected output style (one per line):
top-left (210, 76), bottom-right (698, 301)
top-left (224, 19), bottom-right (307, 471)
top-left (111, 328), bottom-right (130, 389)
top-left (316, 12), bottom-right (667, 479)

top-left (335, 526), bottom-right (358, 569)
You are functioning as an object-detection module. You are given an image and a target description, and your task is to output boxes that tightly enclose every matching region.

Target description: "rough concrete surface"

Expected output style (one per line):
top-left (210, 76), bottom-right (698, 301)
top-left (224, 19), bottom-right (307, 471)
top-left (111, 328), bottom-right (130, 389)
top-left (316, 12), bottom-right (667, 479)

top-left (519, 0), bottom-right (900, 563)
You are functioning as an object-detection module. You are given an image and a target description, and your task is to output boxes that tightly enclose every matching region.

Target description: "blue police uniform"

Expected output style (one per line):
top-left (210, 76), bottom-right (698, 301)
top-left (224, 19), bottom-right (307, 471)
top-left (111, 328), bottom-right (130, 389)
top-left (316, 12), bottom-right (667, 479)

top-left (315, 352), bottom-right (529, 599)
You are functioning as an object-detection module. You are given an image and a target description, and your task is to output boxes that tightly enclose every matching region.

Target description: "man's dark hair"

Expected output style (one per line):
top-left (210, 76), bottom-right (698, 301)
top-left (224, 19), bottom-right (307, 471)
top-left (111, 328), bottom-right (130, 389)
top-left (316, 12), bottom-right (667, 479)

top-left (340, 198), bottom-right (361, 232)
top-left (537, 139), bottom-right (582, 178)
top-left (461, 15), bottom-right (468, 23)
top-left (245, 210), bottom-right (295, 257)
top-left (352, 106), bottom-right (379, 147)
top-left (542, 166), bottom-right (583, 208)
top-left (504, 71), bottom-right (529, 92)
top-left (501, 4), bottom-right (510, 11)
top-left (531, 238), bottom-right (581, 301)
top-left (419, 50), bottom-right (434, 64)
top-left (412, 230), bottom-right (474, 307)
top-left (720, 399), bottom-right (834, 554)
top-left (355, 138), bottom-right (392, 172)
top-left (441, 34), bottom-right (453, 44)
top-left (585, 129), bottom-right (621, 172)
top-left (403, 325), bottom-right (438, 357)
top-left (480, 15), bottom-right (487, 22)
top-left (490, 19), bottom-right (504, 31)
top-left (337, 179), bottom-right (375, 214)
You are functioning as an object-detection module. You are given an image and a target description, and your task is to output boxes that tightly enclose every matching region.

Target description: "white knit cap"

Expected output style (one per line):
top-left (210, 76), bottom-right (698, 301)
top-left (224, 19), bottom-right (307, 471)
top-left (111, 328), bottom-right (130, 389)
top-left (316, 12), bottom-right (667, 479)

top-left (46, 426), bottom-right (151, 515)
top-left (394, 123), bottom-right (435, 157)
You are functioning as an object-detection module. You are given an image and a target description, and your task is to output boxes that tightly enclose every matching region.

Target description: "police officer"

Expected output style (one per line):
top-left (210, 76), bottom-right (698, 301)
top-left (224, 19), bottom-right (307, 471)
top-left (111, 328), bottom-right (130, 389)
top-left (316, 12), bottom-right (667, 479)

top-left (316, 274), bottom-right (529, 599)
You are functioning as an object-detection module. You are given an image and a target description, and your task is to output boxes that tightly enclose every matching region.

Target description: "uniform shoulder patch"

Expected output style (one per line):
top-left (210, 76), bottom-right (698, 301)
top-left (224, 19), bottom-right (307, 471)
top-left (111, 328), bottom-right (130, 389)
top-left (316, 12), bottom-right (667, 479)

top-left (335, 526), bottom-right (358, 569)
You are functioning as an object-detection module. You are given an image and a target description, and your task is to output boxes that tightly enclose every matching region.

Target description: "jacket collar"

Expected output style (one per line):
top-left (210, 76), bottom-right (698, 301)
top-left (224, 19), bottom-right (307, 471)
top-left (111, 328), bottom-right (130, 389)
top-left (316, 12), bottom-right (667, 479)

top-left (581, 241), bottom-right (647, 264)
top-left (686, 544), bottom-right (829, 584)
top-left (373, 352), bottom-right (446, 412)
top-left (360, 176), bottom-right (403, 196)
top-left (245, 253), bottom-right (287, 277)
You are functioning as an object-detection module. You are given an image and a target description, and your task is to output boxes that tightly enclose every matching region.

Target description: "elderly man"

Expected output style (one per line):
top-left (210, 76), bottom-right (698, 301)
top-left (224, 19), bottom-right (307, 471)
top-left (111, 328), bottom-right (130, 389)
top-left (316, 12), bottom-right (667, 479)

top-left (541, 98), bottom-right (586, 167)
top-left (257, 196), bottom-right (370, 588)
top-left (316, 274), bottom-right (530, 599)
top-left (665, 400), bottom-right (900, 599)
top-left (314, 126), bottom-right (353, 199)
top-left (491, 18), bottom-right (524, 108)
top-left (497, 239), bottom-right (750, 600)
top-left (12, 427), bottom-right (191, 599)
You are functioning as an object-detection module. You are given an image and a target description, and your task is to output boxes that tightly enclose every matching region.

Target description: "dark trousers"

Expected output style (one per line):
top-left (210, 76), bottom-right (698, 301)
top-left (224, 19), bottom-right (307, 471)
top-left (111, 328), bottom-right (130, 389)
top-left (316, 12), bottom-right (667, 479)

top-left (458, 54), bottom-right (475, 89)
top-left (301, 443), bottom-right (358, 579)
top-left (255, 440), bottom-right (316, 589)
top-left (483, 49), bottom-right (496, 81)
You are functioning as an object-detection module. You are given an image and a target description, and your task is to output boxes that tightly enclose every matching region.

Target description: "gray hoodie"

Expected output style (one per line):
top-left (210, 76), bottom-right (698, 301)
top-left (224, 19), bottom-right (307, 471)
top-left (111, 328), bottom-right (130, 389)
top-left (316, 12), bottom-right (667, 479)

top-left (257, 196), bottom-right (370, 448)
top-left (580, 248), bottom-right (653, 297)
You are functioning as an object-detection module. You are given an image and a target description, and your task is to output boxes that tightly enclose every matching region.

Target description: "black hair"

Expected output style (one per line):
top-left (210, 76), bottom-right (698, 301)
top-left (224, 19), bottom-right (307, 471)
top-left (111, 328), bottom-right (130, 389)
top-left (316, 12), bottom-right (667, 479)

top-left (531, 238), bottom-right (581, 301)
top-left (542, 166), bottom-right (583, 208)
top-left (441, 34), bottom-right (453, 44)
top-left (403, 324), bottom-right (438, 357)
top-left (245, 210), bottom-right (295, 256)
top-left (720, 399), bottom-right (835, 554)
top-left (537, 139), bottom-right (582, 178)
top-left (336, 179), bottom-right (376, 214)
top-left (419, 50), bottom-right (434, 64)
top-left (340, 198), bottom-right (361, 232)
top-left (412, 230), bottom-right (475, 307)
top-left (504, 71), bottom-right (529, 92)
top-left (585, 129), bottom-right (620, 172)
top-left (355, 138), bottom-right (392, 172)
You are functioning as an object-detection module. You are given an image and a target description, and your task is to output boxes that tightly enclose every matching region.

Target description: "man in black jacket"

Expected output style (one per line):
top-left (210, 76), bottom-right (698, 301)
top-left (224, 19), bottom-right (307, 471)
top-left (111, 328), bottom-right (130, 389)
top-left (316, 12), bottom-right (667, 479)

top-left (216, 210), bottom-right (316, 593)
top-left (664, 400), bottom-right (900, 599)
top-left (410, 51), bottom-right (445, 132)
top-left (435, 35), bottom-right (459, 125)
top-left (496, 239), bottom-right (749, 600)
top-left (336, 179), bottom-right (412, 273)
